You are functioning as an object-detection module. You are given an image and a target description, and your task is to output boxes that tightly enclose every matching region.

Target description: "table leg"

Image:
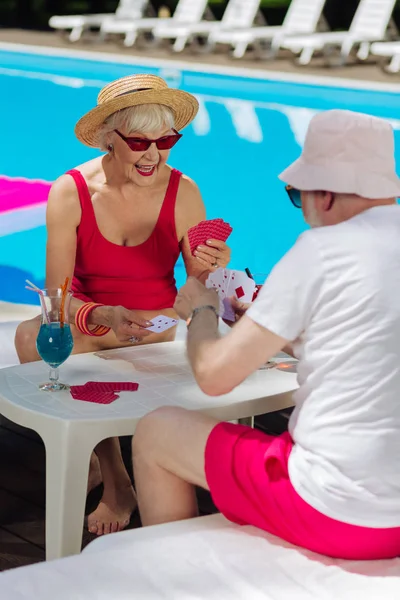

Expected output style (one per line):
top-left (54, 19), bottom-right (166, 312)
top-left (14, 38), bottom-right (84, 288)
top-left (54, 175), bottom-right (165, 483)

top-left (42, 425), bottom-right (93, 560)
top-left (238, 416), bottom-right (254, 428)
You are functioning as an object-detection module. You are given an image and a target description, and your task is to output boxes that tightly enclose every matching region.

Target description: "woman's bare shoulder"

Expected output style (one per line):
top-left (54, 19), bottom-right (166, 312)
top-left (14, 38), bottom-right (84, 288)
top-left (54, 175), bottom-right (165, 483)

top-left (49, 157), bottom-right (104, 202)
top-left (72, 156), bottom-right (105, 185)
top-left (176, 172), bottom-right (202, 205)
top-left (76, 156), bottom-right (104, 177)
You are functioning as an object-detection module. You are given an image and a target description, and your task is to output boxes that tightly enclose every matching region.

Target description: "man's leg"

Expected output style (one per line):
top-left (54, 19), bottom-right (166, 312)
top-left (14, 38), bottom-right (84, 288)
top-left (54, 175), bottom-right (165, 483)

top-left (132, 406), bottom-right (219, 527)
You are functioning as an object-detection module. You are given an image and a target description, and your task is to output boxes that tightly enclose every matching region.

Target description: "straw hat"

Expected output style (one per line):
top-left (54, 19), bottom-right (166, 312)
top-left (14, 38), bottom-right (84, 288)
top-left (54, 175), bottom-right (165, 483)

top-left (279, 109), bottom-right (400, 199)
top-left (75, 74), bottom-right (199, 147)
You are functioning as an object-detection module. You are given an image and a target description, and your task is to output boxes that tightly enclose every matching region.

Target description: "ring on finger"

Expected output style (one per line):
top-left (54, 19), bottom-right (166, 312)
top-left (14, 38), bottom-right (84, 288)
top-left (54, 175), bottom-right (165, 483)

top-left (129, 336), bottom-right (140, 344)
top-left (212, 261), bottom-right (218, 268)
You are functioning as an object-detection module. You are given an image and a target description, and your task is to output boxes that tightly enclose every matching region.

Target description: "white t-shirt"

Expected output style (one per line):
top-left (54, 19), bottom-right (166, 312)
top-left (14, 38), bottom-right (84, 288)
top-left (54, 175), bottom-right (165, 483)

top-left (247, 205), bottom-right (400, 528)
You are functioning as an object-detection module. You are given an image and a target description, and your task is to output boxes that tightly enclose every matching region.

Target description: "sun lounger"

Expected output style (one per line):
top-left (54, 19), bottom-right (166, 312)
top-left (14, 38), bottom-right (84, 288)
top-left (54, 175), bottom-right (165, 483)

top-left (152, 0), bottom-right (264, 53)
top-left (210, 0), bottom-right (328, 59)
top-left (1, 514), bottom-right (400, 599)
top-left (100, 0), bottom-right (210, 48)
top-left (49, 0), bottom-right (150, 43)
top-left (370, 41), bottom-right (400, 73)
top-left (282, 0), bottom-right (397, 66)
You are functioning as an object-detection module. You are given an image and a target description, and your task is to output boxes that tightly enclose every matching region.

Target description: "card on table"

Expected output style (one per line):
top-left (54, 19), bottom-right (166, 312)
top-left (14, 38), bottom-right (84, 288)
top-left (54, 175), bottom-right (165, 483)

top-left (188, 219), bottom-right (233, 255)
top-left (70, 381), bottom-right (139, 403)
top-left (85, 381), bottom-right (139, 392)
top-left (70, 387), bottom-right (118, 404)
top-left (147, 315), bottom-right (178, 333)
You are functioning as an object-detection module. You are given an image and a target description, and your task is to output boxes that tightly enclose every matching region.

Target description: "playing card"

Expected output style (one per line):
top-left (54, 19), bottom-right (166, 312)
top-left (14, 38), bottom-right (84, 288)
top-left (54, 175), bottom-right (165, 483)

top-left (205, 268), bottom-right (229, 299)
top-left (70, 386), bottom-right (118, 404)
top-left (221, 297), bottom-right (235, 322)
top-left (188, 219), bottom-right (233, 255)
top-left (70, 381), bottom-right (139, 403)
top-left (206, 268), bottom-right (230, 316)
top-left (225, 270), bottom-right (256, 303)
top-left (85, 381), bottom-right (139, 392)
top-left (206, 268), bottom-right (256, 312)
top-left (70, 385), bottom-right (87, 396)
top-left (147, 315), bottom-right (179, 333)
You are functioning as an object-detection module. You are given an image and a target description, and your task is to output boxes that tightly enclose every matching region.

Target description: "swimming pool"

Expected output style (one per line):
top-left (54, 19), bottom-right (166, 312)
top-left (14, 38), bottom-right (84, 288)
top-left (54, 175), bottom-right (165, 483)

top-left (1, 44), bottom-right (400, 305)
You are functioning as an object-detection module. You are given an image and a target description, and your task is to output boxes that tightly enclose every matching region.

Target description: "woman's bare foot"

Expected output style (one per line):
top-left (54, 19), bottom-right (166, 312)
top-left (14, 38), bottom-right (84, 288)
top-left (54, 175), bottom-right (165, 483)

top-left (87, 484), bottom-right (137, 535)
top-left (87, 452), bottom-right (103, 494)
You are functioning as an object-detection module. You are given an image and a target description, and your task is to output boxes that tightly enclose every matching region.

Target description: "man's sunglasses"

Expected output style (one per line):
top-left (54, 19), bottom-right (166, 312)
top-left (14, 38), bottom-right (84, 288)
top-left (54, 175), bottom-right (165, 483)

top-left (285, 185), bottom-right (302, 208)
top-left (115, 129), bottom-right (182, 152)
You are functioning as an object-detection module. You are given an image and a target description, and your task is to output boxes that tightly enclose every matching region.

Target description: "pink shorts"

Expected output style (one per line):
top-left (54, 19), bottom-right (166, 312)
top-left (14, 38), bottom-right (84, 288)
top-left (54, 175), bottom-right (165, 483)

top-left (204, 423), bottom-right (400, 560)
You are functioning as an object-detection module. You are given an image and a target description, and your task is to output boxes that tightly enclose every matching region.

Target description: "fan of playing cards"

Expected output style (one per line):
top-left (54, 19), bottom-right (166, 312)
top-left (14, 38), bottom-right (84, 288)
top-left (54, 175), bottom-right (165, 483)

top-left (188, 219), bottom-right (233, 255)
top-left (205, 268), bottom-right (257, 322)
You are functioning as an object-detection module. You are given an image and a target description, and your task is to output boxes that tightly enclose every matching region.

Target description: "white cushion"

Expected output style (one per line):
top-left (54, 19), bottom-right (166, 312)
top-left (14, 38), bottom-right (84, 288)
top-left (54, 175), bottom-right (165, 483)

top-left (0, 514), bottom-right (399, 599)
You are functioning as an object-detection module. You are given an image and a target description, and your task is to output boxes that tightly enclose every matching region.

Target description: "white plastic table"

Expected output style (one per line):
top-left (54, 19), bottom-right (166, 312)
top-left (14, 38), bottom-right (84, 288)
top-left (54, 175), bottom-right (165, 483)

top-left (0, 340), bottom-right (297, 560)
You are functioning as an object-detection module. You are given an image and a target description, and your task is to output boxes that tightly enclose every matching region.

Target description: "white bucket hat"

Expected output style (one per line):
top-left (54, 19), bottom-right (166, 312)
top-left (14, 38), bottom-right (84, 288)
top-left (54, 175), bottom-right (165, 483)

top-left (279, 109), bottom-right (400, 199)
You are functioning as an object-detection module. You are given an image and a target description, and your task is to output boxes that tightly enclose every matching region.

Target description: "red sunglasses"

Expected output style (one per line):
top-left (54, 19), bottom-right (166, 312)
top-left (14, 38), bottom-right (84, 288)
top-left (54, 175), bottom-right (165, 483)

top-left (115, 129), bottom-right (182, 152)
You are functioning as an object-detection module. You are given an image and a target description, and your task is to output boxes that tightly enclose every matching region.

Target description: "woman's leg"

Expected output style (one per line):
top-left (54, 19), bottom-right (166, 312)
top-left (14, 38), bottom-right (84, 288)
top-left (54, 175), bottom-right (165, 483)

top-left (88, 437), bottom-right (137, 535)
top-left (14, 316), bottom-right (42, 363)
top-left (14, 315), bottom-right (108, 362)
top-left (14, 317), bottom-right (137, 534)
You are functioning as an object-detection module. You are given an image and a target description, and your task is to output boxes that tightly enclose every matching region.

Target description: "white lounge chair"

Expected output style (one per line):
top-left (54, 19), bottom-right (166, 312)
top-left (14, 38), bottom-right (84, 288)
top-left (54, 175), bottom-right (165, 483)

top-left (2, 514), bottom-right (400, 599)
top-left (210, 0), bottom-right (328, 59)
top-left (370, 41), bottom-right (400, 73)
top-left (49, 0), bottom-right (151, 43)
top-left (100, 0), bottom-right (210, 48)
top-left (282, 0), bottom-right (398, 66)
top-left (152, 0), bottom-right (265, 53)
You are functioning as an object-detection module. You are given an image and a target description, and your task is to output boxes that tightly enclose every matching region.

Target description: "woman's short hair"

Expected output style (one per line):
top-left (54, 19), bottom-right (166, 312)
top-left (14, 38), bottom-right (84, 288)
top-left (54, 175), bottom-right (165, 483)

top-left (99, 103), bottom-right (175, 149)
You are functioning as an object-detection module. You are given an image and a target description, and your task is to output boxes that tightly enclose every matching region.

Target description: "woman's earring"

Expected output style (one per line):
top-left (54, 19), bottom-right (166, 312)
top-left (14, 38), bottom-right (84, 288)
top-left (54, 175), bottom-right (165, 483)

top-left (107, 143), bottom-right (114, 153)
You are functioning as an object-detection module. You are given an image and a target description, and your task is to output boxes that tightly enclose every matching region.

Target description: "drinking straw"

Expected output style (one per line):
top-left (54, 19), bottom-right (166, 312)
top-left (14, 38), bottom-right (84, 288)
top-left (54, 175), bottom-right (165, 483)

top-left (59, 277), bottom-right (69, 328)
top-left (25, 279), bottom-right (41, 292)
top-left (25, 279), bottom-right (50, 323)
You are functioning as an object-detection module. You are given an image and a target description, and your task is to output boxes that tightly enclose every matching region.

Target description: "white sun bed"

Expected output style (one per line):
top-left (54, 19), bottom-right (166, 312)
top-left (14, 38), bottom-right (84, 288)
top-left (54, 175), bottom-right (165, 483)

top-left (49, 0), bottom-right (151, 43)
top-left (152, 0), bottom-right (264, 53)
top-left (281, 0), bottom-right (398, 66)
top-left (1, 514), bottom-right (399, 599)
top-left (100, 0), bottom-right (210, 48)
top-left (370, 41), bottom-right (400, 73)
top-left (209, 0), bottom-right (328, 59)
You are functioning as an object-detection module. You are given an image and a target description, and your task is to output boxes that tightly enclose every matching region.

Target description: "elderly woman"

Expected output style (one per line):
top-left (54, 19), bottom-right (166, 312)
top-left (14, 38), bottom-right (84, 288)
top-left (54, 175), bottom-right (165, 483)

top-left (15, 74), bottom-right (230, 536)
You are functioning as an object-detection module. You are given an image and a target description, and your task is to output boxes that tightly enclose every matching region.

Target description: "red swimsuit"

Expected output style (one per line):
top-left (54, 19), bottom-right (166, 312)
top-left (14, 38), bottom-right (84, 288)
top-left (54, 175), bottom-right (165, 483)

top-left (67, 168), bottom-right (182, 311)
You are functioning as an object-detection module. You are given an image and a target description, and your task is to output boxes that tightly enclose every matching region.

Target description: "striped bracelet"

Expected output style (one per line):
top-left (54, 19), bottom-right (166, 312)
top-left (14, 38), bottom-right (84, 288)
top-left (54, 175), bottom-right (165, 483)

top-left (75, 302), bottom-right (111, 337)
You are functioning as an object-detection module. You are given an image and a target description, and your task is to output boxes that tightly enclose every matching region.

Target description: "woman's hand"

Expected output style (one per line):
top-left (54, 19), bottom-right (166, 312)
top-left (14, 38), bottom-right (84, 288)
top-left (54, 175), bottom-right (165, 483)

top-left (193, 239), bottom-right (231, 271)
top-left (93, 305), bottom-right (153, 342)
top-left (174, 277), bottom-right (220, 321)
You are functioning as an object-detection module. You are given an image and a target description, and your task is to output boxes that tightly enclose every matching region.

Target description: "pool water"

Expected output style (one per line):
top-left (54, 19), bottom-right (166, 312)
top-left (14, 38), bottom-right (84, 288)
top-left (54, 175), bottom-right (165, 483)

top-left (1, 48), bottom-right (400, 305)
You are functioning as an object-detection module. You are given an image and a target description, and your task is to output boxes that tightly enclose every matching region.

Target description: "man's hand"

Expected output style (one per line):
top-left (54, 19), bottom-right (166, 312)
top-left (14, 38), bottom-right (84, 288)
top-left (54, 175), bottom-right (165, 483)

top-left (174, 277), bottom-right (220, 321)
top-left (223, 297), bottom-right (251, 327)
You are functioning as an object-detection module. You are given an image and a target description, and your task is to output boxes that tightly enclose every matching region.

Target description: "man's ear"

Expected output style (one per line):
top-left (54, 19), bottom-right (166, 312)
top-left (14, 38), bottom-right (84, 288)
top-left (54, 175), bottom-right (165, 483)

top-left (321, 191), bottom-right (335, 212)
